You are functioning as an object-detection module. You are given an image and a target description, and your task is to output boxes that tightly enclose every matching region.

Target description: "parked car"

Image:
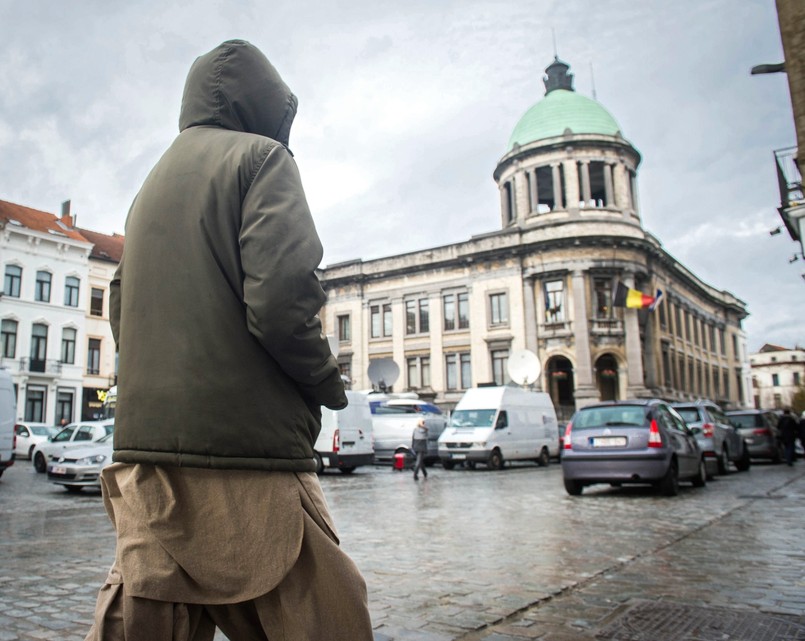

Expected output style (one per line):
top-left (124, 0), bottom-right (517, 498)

top-left (725, 409), bottom-right (784, 463)
top-left (14, 423), bottom-right (58, 460)
top-left (31, 419), bottom-right (114, 473)
top-left (672, 401), bottom-right (750, 476)
top-left (561, 399), bottom-right (706, 496)
top-left (47, 433), bottom-right (113, 492)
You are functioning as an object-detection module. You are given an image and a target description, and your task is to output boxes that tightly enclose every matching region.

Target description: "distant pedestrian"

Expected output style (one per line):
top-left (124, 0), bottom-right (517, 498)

top-left (412, 419), bottom-right (429, 480)
top-left (799, 411), bottom-right (805, 458)
top-left (779, 408), bottom-right (799, 466)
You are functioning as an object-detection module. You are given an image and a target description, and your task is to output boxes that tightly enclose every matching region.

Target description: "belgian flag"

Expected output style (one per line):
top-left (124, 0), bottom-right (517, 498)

top-left (613, 282), bottom-right (664, 310)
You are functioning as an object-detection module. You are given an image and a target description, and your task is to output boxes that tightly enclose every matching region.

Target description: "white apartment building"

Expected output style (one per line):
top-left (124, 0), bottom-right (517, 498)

top-left (0, 200), bottom-right (122, 424)
top-left (750, 344), bottom-right (805, 409)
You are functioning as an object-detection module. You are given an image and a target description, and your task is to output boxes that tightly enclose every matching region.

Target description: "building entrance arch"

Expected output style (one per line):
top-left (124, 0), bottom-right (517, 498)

top-left (546, 356), bottom-right (575, 422)
top-left (595, 353), bottom-right (620, 401)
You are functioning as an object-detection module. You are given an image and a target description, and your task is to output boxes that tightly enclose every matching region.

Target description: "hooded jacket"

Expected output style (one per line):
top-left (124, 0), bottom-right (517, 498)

top-left (110, 40), bottom-right (346, 472)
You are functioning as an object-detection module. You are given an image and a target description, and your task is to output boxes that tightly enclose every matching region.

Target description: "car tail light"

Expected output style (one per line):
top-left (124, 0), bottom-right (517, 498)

top-left (753, 428), bottom-right (770, 436)
top-left (332, 429), bottom-right (340, 453)
top-left (702, 422), bottom-right (715, 438)
top-left (563, 422), bottom-right (573, 450)
top-left (648, 419), bottom-right (663, 448)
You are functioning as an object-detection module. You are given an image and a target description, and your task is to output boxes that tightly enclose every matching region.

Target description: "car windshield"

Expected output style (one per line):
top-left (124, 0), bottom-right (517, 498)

top-left (674, 408), bottom-right (701, 424)
top-left (450, 409), bottom-right (496, 428)
top-left (31, 425), bottom-right (56, 436)
top-left (52, 426), bottom-right (76, 442)
top-left (573, 406), bottom-right (646, 429)
top-left (728, 414), bottom-right (760, 429)
top-left (374, 405), bottom-right (419, 415)
top-left (98, 433), bottom-right (114, 443)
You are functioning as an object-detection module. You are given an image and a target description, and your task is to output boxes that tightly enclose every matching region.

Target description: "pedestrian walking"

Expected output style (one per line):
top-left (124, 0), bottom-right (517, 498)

top-left (84, 40), bottom-right (372, 641)
top-left (412, 419), bottom-right (429, 480)
top-left (779, 408), bottom-right (799, 466)
top-left (799, 411), bottom-right (805, 459)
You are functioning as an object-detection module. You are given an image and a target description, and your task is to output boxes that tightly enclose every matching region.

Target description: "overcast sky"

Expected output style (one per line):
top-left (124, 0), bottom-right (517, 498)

top-left (0, 0), bottom-right (800, 353)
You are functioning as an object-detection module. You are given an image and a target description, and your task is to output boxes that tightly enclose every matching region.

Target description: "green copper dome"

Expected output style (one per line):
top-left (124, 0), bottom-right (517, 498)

top-left (506, 89), bottom-right (622, 152)
top-left (505, 58), bottom-right (623, 153)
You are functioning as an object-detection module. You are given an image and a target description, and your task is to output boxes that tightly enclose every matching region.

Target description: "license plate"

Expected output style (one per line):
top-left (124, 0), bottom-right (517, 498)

top-left (51, 466), bottom-right (67, 475)
top-left (451, 454), bottom-right (466, 460)
top-left (592, 436), bottom-right (627, 447)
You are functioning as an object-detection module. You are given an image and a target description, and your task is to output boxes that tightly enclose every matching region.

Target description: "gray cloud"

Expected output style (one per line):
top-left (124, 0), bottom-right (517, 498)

top-left (0, 0), bottom-right (800, 353)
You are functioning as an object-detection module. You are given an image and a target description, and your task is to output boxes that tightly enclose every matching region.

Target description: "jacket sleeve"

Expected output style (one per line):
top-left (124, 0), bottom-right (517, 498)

top-left (239, 144), bottom-right (347, 410)
top-left (110, 255), bottom-right (123, 348)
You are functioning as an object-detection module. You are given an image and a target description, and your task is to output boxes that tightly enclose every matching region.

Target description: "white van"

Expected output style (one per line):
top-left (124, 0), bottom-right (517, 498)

top-left (314, 390), bottom-right (375, 474)
top-left (438, 386), bottom-right (559, 470)
top-left (368, 395), bottom-right (447, 463)
top-left (0, 368), bottom-right (17, 479)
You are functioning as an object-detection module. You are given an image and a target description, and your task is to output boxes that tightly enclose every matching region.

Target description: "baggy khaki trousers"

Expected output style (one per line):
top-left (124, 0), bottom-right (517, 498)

top-left (85, 508), bottom-right (373, 641)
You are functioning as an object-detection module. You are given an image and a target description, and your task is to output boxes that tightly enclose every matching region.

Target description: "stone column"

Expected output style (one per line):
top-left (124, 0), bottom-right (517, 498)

top-left (499, 183), bottom-right (510, 225)
top-left (571, 270), bottom-right (598, 407)
top-left (528, 170), bottom-right (538, 213)
top-left (523, 278), bottom-right (538, 354)
top-left (580, 161), bottom-right (591, 206)
top-left (622, 274), bottom-right (648, 397)
top-left (642, 296), bottom-right (659, 392)
top-left (551, 164), bottom-right (564, 210)
top-left (603, 164), bottom-right (614, 207)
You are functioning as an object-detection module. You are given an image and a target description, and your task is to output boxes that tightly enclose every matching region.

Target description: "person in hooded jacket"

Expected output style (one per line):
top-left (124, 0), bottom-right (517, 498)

top-left (84, 40), bottom-right (373, 641)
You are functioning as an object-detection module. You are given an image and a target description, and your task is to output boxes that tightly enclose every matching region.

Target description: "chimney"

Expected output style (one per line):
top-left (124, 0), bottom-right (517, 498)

top-left (61, 200), bottom-right (73, 227)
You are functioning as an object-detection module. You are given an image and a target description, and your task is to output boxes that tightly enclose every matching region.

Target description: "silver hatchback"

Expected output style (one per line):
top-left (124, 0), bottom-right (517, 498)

top-left (561, 400), bottom-right (706, 496)
top-left (672, 401), bottom-right (750, 477)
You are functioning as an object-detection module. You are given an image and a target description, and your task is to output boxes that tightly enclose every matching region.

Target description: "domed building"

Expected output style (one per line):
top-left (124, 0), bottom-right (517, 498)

top-left (319, 59), bottom-right (750, 418)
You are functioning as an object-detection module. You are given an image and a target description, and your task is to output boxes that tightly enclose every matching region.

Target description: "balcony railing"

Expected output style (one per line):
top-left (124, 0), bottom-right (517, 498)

top-left (774, 146), bottom-right (803, 209)
top-left (19, 358), bottom-right (62, 375)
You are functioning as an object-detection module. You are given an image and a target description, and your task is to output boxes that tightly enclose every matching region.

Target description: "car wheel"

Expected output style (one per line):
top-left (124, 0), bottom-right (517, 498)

top-left (658, 460), bottom-right (680, 496)
top-left (692, 458), bottom-right (707, 488)
top-left (441, 460), bottom-right (455, 470)
top-left (339, 466), bottom-right (356, 474)
top-left (33, 451), bottom-right (47, 473)
top-left (537, 448), bottom-right (550, 467)
top-left (564, 478), bottom-right (583, 496)
top-left (717, 446), bottom-right (730, 475)
top-left (313, 452), bottom-right (324, 475)
top-left (735, 445), bottom-right (751, 472)
top-left (64, 485), bottom-right (84, 493)
top-left (487, 449), bottom-right (504, 471)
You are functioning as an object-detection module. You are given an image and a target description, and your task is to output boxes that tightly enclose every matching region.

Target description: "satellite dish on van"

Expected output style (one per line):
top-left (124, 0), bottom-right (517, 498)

top-left (367, 358), bottom-right (400, 392)
top-left (326, 335), bottom-right (339, 358)
top-left (507, 349), bottom-right (541, 386)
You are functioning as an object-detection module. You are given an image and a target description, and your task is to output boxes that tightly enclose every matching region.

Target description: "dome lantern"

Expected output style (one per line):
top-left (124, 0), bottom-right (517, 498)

top-left (543, 56), bottom-right (573, 95)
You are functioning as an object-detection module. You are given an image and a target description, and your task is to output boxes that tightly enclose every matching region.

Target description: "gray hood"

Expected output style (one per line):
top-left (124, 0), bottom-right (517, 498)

top-left (179, 39), bottom-right (297, 147)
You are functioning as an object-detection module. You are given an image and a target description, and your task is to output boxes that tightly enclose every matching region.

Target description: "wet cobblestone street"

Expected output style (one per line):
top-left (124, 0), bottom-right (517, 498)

top-left (1, 458), bottom-right (804, 640)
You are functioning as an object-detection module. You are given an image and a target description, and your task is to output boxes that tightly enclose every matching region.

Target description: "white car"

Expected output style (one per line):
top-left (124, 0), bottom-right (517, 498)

top-left (48, 433), bottom-right (114, 492)
top-left (14, 423), bottom-right (58, 460)
top-left (32, 419), bottom-right (114, 473)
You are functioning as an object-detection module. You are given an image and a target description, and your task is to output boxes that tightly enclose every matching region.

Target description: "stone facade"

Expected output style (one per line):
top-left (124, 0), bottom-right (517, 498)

top-left (319, 60), bottom-right (750, 419)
